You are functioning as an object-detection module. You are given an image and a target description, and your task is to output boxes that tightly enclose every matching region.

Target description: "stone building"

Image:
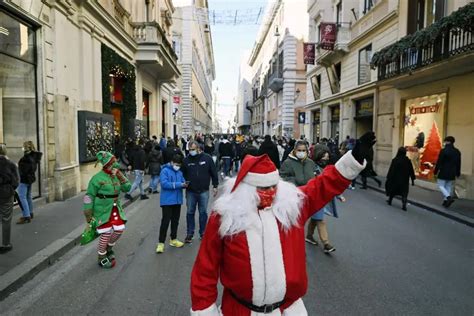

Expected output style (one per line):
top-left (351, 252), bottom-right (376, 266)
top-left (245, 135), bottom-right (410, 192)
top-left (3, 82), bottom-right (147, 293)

top-left (235, 51), bottom-right (252, 134)
top-left (172, 0), bottom-right (215, 136)
top-left (0, 0), bottom-right (179, 202)
top-left (305, 0), bottom-right (474, 199)
top-left (247, 0), bottom-right (308, 138)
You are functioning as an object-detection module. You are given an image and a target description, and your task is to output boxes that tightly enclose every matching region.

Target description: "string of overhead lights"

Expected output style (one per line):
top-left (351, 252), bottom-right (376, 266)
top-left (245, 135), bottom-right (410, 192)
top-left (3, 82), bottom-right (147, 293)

top-left (173, 6), bottom-right (264, 25)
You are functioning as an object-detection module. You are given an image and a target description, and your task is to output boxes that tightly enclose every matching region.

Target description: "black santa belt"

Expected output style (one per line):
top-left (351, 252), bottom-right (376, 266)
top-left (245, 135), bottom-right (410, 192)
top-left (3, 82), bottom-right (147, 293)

top-left (229, 290), bottom-right (285, 314)
top-left (96, 194), bottom-right (119, 199)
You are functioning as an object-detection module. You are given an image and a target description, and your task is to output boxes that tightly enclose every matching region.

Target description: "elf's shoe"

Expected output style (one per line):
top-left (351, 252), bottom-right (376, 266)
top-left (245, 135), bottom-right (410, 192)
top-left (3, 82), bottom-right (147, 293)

top-left (169, 239), bottom-right (184, 248)
top-left (98, 254), bottom-right (115, 269)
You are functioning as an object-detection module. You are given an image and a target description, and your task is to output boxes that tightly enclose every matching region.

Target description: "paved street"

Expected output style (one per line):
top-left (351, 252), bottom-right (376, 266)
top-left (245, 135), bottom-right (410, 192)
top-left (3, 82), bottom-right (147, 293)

top-left (0, 187), bottom-right (472, 316)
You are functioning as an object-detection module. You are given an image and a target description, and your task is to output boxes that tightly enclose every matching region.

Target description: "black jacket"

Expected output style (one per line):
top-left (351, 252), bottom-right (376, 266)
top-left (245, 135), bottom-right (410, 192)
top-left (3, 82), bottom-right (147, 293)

top-left (234, 142), bottom-right (243, 160)
top-left (0, 156), bottom-right (19, 199)
top-left (204, 144), bottom-right (215, 156)
top-left (147, 148), bottom-right (163, 176)
top-left (360, 148), bottom-right (377, 177)
top-left (181, 153), bottom-right (218, 193)
top-left (258, 140), bottom-right (280, 169)
top-left (435, 144), bottom-right (461, 180)
top-left (385, 156), bottom-right (415, 197)
top-left (129, 145), bottom-right (147, 170)
top-left (219, 141), bottom-right (234, 158)
top-left (18, 151), bottom-right (42, 184)
top-left (163, 146), bottom-right (183, 164)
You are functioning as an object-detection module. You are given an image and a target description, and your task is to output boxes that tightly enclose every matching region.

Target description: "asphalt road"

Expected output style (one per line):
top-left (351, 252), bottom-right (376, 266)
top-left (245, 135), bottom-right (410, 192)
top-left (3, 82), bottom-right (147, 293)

top-left (0, 187), bottom-right (472, 316)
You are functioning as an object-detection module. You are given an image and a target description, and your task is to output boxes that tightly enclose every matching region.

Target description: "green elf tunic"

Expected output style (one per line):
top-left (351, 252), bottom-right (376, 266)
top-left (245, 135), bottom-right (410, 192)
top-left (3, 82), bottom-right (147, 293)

top-left (83, 169), bottom-right (131, 227)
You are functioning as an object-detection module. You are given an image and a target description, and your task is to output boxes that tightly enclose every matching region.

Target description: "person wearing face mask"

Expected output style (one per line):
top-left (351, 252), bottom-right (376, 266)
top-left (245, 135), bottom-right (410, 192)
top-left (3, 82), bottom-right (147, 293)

top-left (190, 132), bottom-right (377, 315)
top-left (306, 146), bottom-right (346, 253)
top-left (280, 140), bottom-right (315, 186)
top-left (434, 136), bottom-right (461, 207)
top-left (156, 154), bottom-right (188, 253)
top-left (83, 151), bottom-right (131, 268)
top-left (181, 141), bottom-right (219, 243)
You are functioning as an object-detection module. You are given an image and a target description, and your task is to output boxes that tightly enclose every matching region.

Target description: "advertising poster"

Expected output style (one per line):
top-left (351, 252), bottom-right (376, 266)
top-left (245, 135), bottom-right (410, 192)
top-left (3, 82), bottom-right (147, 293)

top-left (319, 23), bottom-right (337, 50)
top-left (303, 43), bottom-right (315, 64)
top-left (403, 93), bottom-right (446, 181)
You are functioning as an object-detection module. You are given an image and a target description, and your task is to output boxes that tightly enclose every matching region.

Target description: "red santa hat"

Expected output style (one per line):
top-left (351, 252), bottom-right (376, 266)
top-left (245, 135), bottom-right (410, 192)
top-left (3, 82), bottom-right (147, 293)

top-left (231, 154), bottom-right (280, 192)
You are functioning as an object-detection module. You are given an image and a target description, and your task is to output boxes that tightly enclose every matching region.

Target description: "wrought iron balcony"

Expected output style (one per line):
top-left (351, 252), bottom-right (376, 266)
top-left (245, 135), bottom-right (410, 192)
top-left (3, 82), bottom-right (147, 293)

top-left (131, 22), bottom-right (180, 80)
top-left (372, 4), bottom-right (474, 81)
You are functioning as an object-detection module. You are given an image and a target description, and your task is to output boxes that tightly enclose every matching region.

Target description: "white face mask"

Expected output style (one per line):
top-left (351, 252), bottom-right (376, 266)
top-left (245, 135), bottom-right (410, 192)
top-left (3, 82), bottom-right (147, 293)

top-left (173, 165), bottom-right (180, 171)
top-left (296, 151), bottom-right (307, 160)
top-left (189, 150), bottom-right (198, 156)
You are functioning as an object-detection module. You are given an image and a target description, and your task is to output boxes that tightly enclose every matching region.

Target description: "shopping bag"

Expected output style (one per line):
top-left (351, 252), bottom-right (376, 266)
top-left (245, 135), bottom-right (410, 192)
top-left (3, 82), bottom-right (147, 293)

top-left (80, 219), bottom-right (98, 245)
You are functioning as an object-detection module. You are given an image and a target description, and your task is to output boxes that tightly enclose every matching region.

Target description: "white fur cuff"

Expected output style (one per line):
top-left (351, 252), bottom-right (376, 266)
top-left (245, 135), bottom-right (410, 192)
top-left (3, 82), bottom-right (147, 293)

top-left (243, 170), bottom-right (279, 187)
top-left (335, 151), bottom-right (367, 180)
top-left (190, 303), bottom-right (221, 316)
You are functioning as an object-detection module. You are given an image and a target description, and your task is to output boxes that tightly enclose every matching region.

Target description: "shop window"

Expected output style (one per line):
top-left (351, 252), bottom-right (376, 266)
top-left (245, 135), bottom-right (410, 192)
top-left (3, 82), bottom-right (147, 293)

top-left (403, 93), bottom-right (446, 181)
top-left (358, 44), bottom-right (372, 85)
top-left (355, 97), bottom-right (374, 137)
top-left (142, 91), bottom-right (150, 136)
top-left (330, 106), bottom-right (340, 139)
top-left (0, 10), bottom-right (40, 197)
top-left (310, 74), bottom-right (321, 100)
top-left (312, 110), bottom-right (321, 143)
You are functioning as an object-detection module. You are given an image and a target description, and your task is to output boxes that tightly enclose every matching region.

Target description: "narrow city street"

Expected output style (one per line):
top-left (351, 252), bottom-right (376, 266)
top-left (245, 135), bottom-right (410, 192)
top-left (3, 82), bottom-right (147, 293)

top-left (0, 187), bottom-right (472, 316)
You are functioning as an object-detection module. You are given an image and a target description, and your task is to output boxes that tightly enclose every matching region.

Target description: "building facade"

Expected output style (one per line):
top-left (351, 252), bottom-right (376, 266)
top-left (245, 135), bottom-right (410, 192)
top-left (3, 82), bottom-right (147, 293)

top-left (247, 0), bottom-right (308, 138)
top-left (0, 0), bottom-right (179, 201)
top-left (172, 0), bottom-right (215, 136)
top-left (235, 52), bottom-right (252, 134)
top-left (305, 0), bottom-right (474, 199)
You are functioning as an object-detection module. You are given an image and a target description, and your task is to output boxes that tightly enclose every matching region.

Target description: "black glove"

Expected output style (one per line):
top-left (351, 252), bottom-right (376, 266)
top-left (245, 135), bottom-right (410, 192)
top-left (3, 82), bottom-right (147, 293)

top-left (351, 131), bottom-right (376, 164)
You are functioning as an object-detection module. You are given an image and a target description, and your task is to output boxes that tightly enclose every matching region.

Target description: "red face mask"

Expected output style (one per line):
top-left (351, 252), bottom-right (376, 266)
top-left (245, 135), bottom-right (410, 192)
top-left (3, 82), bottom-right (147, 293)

top-left (257, 186), bottom-right (277, 209)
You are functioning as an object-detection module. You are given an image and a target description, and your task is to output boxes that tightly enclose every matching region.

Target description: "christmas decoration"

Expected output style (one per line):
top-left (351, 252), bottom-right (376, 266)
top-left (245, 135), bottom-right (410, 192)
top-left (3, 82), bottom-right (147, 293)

top-left (101, 44), bottom-right (136, 138)
top-left (371, 3), bottom-right (474, 69)
top-left (420, 121), bottom-right (442, 180)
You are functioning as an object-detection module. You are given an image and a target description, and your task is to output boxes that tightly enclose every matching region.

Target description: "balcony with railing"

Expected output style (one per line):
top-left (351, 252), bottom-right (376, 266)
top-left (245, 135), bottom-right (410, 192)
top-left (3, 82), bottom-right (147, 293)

top-left (317, 24), bottom-right (351, 66)
top-left (372, 3), bottom-right (474, 83)
top-left (131, 22), bottom-right (180, 80)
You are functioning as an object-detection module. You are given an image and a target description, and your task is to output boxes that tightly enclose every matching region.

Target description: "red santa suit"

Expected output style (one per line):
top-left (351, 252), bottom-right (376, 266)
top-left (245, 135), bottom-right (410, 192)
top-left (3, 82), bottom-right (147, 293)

top-left (190, 152), bottom-right (365, 315)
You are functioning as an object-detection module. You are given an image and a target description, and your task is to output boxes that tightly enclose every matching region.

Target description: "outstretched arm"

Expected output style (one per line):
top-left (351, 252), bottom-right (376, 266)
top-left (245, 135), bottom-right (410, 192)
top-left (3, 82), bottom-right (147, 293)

top-left (190, 213), bottom-right (223, 315)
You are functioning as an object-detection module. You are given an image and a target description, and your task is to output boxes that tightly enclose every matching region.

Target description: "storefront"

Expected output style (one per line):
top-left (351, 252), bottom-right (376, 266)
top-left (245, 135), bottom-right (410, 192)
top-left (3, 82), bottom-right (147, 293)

top-left (402, 92), bottom-right (447, 181)
top-left (355, 97), bottom-right (374, 137)
top-left (312, 109), bottom-right (320, 143)
top-left (330, 105), bottom-right (340, 139)
top-left (0, 9), bottom-right (41, 197)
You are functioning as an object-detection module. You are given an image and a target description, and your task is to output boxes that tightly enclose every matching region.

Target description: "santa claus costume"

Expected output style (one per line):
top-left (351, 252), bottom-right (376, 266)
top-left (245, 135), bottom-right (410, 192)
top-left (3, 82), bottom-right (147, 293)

top-left (190, 133), bottom-right (375, 315)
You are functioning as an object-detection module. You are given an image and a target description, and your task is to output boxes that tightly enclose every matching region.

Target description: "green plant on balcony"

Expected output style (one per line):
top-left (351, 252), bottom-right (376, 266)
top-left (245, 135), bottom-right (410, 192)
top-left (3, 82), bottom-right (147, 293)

top-left (371, 3), bottom-right (474, 68)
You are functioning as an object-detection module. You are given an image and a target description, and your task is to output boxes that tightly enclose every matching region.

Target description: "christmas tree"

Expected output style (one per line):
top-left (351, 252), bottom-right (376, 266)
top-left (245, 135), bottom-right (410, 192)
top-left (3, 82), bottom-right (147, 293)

top-left (420, 121), bottom-right (442, 179)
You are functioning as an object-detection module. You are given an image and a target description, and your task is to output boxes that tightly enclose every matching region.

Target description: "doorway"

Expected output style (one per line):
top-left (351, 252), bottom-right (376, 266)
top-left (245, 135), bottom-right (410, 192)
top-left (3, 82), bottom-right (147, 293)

top-left (354, 97), bottom-right (374, 137)
top-left (161, 100), bottom-right (167, 135)
top-left (142, 91), bottom-right (150, 137)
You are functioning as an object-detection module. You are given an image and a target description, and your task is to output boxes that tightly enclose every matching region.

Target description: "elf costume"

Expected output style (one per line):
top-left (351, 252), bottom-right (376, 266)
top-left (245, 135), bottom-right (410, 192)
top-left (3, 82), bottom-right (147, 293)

top-left (83, 151), bottom-right (131, 268)
top-left (190, 133), bottom-right (376, 315)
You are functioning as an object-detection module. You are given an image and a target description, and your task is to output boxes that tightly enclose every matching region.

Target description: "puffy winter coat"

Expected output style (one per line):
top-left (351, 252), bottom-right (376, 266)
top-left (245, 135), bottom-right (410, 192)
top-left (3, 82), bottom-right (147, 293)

top-left (0, 156), bottom-right (19, 199)
top-left (434, 144), bottom-right (461, 180)
top-left (279, 154), bottom-right (315, 186)
top-left (159, 164), bottom-right (186, 206)
top-left (18, 151), bottom-right (42, 184)
top-left (147, 149), bottom-right (162, 176)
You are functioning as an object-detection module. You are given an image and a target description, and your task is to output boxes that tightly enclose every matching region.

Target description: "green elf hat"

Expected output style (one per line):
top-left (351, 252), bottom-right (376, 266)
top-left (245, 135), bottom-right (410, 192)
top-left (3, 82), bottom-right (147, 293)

top-left (95, 151), bottom-right (116, 168)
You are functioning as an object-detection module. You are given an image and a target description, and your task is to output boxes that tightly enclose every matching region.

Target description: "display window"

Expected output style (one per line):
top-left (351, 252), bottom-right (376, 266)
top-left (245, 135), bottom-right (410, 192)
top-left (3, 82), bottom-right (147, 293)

top-left (403, 93), bottom-right (447, 181)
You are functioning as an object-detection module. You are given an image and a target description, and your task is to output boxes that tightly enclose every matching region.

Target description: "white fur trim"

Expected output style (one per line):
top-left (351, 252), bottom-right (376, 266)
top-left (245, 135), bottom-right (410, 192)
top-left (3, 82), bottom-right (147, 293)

top-left (243, 170), bottom-right (280, 187)
top-left (190, 303), bottom-right (221, 316)
top-left (335, 151), bottom-right (367, 180)
top-left (246, 210), bottom-right (286, 306)
top-left (213, 179), bottom-right (304, 237)
top-left (283, 298), bottom-right (308, 315)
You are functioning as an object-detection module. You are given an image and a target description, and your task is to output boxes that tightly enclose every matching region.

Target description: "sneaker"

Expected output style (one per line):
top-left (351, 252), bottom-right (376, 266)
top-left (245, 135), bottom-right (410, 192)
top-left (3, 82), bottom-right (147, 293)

top-left (30, 212), bottom-right (34, 219)
top-left (305, 236), bottom-right (318, 245)
top-left (124, 194), bottom-right (133, 200)
top-left (184, 235), bottom-right (194, 243)
top-left (0, 244), bottom-right (13, 254)
top-left (323, 243), bottom-right (336, 254)
top-left (152, 191), bottom-right (159, 194)
top-left (16, 217), bottom-right (31, 224)
top-left (349, 185), bottom-right (355, 190)
top-left (147, 188), bottom-right (152, 194)
top-left (169, 239), bottom-right (184, 248)
top-left (156, 243), bottom-right (165, 253)
top-left (140, 195), bottom-right (149, 200)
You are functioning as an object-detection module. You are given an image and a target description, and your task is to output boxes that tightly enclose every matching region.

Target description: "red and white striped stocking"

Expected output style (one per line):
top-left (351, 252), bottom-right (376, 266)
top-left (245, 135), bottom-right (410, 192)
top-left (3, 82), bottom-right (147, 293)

top-left (108, 230), bottom-right (124, 247)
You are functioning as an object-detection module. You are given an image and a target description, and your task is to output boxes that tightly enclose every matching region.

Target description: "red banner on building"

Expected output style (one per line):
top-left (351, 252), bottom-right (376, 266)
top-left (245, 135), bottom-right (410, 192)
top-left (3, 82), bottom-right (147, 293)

top-left (303, 43), bottom-right (315, 64)
top-left (319, 23), bottom-right (337, 50)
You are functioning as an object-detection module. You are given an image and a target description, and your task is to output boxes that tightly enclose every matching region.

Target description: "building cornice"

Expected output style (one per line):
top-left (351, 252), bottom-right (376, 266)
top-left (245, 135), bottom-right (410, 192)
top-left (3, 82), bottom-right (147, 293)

top-left (349, 9), bottom-right (398, 48)
top-left (304, 82), bottom-right (376, 109)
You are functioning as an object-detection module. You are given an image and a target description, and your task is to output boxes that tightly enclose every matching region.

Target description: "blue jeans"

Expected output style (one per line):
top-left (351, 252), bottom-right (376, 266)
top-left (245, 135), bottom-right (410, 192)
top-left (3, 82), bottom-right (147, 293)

top-left (17, 183), bottom-right (33, 218)
top-left (437, 179), bottom-right (453, 200)
top-left (128, 170), bottom-right (145, 195)
top-left (234, 159), bottom-right (240, 172)
top-left (186, 190), bottom-right (210, 237)
top-left (149, 175), bottom-right (160, 192)
top-left (222, 157), bottom-right (231, 177)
